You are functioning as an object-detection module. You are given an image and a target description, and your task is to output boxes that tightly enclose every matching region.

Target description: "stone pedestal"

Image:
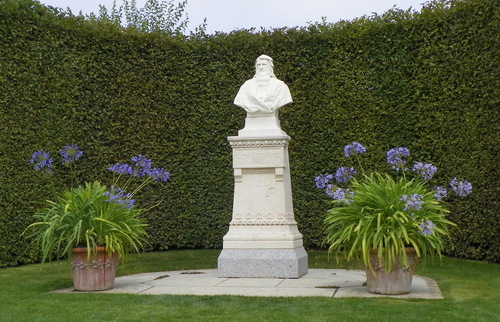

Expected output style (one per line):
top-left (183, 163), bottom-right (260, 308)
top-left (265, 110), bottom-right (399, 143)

top-left (218, 117), bottom-right (308, 278)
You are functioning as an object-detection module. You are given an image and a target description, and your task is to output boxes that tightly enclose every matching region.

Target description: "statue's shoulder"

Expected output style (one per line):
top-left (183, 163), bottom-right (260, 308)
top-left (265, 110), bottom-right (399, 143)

top-left (239, 78), bottom-right (257, 89)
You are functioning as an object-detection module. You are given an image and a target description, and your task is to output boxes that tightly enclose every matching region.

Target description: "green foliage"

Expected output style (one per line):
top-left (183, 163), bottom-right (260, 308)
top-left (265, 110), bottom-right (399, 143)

top-left (22, 181), bottom-right (148, 261)
top-left (324, 173), bottom-right (455, 271)
top-left (87, 0), bottom-right (206, 35)
top-left (0, 0), bottom-right (498, 266)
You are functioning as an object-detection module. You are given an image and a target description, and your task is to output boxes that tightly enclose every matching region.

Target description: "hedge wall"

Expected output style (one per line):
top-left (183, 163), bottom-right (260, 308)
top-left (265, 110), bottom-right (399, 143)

top-left (0, 0), bottom-right (498, 267)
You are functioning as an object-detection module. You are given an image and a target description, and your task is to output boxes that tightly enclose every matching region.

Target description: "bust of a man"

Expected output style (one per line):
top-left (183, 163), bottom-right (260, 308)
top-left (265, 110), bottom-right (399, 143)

top-left (234, 55), bottom-right (292, 113)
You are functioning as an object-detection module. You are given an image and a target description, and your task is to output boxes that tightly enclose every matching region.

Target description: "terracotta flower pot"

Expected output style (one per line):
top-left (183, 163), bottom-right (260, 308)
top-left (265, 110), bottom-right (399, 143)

top-left (71, 247), bottom-right (118, 291)
top-left (365, 248), bottom-right (418, 295)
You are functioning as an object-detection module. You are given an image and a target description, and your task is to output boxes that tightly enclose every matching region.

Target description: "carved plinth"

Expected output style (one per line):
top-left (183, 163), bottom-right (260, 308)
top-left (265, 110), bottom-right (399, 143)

top-left (218, 135), bottom-right (308, 278)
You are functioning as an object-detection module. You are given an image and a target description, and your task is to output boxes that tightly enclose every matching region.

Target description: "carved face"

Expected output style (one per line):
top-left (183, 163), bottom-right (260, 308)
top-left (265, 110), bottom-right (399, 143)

top-left (255, 59), bottom-right (272, 77)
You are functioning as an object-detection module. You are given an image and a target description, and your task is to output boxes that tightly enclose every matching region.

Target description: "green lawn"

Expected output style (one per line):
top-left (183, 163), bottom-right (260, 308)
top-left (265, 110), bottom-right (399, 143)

top-left (0, 250), bottom-right (498, 321)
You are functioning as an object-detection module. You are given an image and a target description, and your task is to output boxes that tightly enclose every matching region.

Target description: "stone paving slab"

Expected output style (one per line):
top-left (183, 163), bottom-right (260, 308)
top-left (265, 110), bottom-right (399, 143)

top-left (53, 269), bottom-right (443, 299)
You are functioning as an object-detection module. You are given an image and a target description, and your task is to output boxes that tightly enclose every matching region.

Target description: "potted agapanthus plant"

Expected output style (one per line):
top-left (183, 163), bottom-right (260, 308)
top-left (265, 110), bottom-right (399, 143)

top-left (23, 144), bottom-right (170, 291)
top-left (315, 142), bottom-right (472, 295)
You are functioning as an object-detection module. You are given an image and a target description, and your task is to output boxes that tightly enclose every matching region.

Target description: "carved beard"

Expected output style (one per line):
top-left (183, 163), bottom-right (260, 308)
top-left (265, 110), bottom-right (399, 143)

top-left (255, 71), bottom-right (271, 100)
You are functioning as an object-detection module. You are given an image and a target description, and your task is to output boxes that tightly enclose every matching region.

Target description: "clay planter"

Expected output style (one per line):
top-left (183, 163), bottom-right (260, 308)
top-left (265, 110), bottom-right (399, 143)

top-left (71, 247), bottom-right (118, 291)
top-left (365, 248), bottom-right (418, 295)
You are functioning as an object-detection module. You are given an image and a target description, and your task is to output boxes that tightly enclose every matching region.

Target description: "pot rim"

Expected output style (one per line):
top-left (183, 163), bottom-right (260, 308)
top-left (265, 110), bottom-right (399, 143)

top-left (72, 246), bottom-right (107, 254)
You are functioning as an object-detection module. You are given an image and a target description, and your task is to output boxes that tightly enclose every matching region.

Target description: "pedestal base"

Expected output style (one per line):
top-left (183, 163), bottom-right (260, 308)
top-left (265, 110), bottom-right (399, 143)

top-left (218, 248), bottom-right (308, 278)
top-left (220, 128), bottom-right (308, 279)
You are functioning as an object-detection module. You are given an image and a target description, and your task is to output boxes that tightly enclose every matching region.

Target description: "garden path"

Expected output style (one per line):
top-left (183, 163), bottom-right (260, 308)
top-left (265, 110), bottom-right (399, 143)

top-left (54, 269), bottom-right (443, 298)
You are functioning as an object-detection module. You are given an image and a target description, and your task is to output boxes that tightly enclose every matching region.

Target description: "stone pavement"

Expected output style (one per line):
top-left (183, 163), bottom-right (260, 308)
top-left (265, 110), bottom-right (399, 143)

top-left (54, 269), bottom-right (443, 298)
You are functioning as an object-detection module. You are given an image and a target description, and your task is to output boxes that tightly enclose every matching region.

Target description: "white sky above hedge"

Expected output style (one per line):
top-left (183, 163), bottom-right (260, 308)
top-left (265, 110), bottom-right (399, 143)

top-left (40, 0), bottom-right (427, 34)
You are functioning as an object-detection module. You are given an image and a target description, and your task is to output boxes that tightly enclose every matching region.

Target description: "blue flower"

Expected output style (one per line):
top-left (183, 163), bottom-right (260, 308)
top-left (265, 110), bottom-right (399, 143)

top-left (149, 168), bottom-right (170, 182)
top-left (344, 142), bottom-right (366, 157)
top-left (30, 150), bottom-right (54, 173)
top-left (419, 220), bottom-right (436, 236)
top-left (331, 188), bottom-right (354, 204)
top-left (59, 144), bottom-right (83, 165)
top-left (315, 174), bottom-right (333, 189)
top-left (412, 162), bottom-right (437, 180)
top-left (449, 178), bottom-right (473, 197)
top-left (401, 194), bottom-right (424, 211)
top-left (335, 167), bottom-right (356, 183)
top-left (325, 185), bottom-right (353, 203)
top-left (434, 186), bottom-right (447, 201)
top-left (325, 184), bottom-right (337, 198)
top-left (387, 147), bottom-right (410, 171)
top-left (131, 155), bottom-right (152, 177)
top-left (108, 156), bottom-right (171, 185)
top-left (108, 163), bottom-right (133, 175)
top-left (103, 186), bottom-right (135, 209)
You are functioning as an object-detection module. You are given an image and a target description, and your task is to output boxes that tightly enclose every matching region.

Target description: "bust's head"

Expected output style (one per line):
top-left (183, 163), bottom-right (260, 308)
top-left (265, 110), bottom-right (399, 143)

top-left (255, 55), bottom-right (274, 78)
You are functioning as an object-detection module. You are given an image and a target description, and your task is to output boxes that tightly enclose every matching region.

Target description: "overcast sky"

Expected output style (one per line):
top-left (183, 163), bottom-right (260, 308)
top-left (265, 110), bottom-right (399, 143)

top-left (40, 0), bottom-right (427, 34)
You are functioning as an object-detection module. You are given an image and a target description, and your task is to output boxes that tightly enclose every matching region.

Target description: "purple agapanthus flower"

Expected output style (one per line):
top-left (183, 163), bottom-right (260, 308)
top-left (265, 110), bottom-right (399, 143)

top-left (108, 163), bottom-right (133, 175)
top-left (104, 186), bottom-right (135, 209)
top-left (344, 142), bottom-right (366, 158)
top-left (412, 162), bottom-right (437, 180)
top-left (401, 194), bottom-right (424, 211)
top-left (434, 186), bottom-right (447, 201)
top-left (387, 147), bottom-right (410, 171)
top-left (30, 150), bottom-right (54, 173)
top-left (108, 155), bottom-right (170, 184)
top-left (131, 154), bottom-right (152, 177)
top-left (449, 178), bottom-right (473, 197)
top-left (335, 167), bottom-right (357, 183)
top-left (60, 144), bottom-right (83, 165)
top-left (331, 187), bottom-right (354, 204)
top-left (419, 220), bottom-right (436, 236)
top-left (325, 184), bottom-right (337, 198)
top-left (149, 167), bottom-right (171, 182)
top-left (315, 174), bottom-right (334, 189)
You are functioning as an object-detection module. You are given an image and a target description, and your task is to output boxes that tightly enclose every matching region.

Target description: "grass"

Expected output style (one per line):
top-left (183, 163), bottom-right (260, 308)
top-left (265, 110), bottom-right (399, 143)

top-left (0, 250), bottom-right (498, 321)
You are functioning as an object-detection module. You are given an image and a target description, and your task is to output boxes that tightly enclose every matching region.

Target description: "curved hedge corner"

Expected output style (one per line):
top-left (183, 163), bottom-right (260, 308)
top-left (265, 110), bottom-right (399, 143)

top-left (0, 0), bottom-right (498, 267)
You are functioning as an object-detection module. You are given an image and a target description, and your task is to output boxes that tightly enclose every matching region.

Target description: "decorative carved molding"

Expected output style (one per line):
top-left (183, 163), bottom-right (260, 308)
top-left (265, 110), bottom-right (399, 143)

top-left (229, 139), bottom-right (289, 149)
top-left (230, 219), bottom-right (297, 226)
top-left (71, 258), bottom-right (118, 271)
top-left (231, 213), bottom-right (297, 226)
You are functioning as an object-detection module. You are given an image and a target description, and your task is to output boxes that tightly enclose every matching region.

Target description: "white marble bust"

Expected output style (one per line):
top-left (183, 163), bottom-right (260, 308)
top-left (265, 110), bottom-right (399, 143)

top-left (234, 55), bottom-right (293, 113)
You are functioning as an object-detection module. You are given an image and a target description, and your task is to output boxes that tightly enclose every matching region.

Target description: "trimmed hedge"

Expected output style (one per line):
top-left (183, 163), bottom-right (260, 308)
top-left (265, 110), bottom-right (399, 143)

top-left (0, 0), bottom-right (498, 267)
